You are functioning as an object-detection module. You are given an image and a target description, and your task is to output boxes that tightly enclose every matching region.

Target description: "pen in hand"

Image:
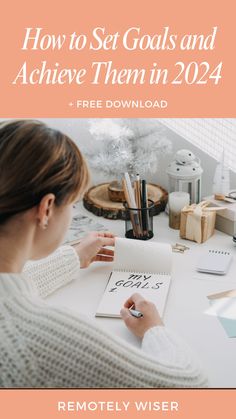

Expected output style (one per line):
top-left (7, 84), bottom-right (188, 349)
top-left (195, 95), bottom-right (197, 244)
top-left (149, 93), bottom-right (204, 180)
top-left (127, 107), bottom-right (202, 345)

top-left (129, 304), bottom-right (143, 318)
top-left (121, 294), bottom-right (163, 338)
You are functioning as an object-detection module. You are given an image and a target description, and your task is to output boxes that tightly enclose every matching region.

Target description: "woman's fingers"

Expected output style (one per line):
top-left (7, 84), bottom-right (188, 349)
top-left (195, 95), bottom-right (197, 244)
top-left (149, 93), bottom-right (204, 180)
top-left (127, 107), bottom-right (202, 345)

top-left (120, 307), bottom-right (133, 321)
top-left (94, 254), bottom-right (114, 262)
top-left (90, 231), bottom-right (116, 239)
top-left (76, 231), bottom-right (116, 268)
top-left (98, 247), bottom-right (114, 257)
top-left (97, 231), bottom-right (117, 238)
top-left (91, 247), bottom-right (114, 263)
top-left (89, 231), bottom-right (116, 248)
top-left (123, 293), bottom-right (145, 308)
top-left (121, 294), bottom-right (164, 338)
top-left (98, 236), bottom-right (116, 247)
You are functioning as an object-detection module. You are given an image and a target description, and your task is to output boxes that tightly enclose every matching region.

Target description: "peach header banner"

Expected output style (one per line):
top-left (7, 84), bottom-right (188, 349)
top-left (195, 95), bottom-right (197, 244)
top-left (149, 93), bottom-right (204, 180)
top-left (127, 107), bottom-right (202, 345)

top-left (0, 0), bottom-right (235, 117)
top-left (0, 389), bottom-right (236, 419)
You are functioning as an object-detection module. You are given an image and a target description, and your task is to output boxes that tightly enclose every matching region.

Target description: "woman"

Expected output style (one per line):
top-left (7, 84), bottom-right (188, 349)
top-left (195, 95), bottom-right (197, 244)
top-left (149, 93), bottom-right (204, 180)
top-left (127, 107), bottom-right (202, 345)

top-left (0, 120), bottom-right (207, 388)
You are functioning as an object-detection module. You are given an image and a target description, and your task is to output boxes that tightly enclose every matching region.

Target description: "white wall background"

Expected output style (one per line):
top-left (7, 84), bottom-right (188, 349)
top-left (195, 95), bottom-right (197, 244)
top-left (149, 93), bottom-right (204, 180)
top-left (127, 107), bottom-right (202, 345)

top-left (1, 118), bottom-right (236, 198)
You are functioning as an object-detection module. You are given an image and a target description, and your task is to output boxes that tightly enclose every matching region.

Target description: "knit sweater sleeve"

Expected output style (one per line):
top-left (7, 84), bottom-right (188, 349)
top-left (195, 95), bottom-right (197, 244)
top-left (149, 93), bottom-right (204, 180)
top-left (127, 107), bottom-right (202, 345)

top-left (142, 326), bottom-right (200, 371)
top-left (10, 296), bottom-right (207, 388)
top-left (23, 246), bottom-right (80, 298)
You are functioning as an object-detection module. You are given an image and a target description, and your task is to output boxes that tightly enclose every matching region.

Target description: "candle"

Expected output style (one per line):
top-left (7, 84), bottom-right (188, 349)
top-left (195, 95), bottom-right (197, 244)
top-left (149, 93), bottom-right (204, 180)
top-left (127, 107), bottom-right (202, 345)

top-left (168, 192), bottom-right (190, 229)
top-left (169, 192), bottom-right (190, 212)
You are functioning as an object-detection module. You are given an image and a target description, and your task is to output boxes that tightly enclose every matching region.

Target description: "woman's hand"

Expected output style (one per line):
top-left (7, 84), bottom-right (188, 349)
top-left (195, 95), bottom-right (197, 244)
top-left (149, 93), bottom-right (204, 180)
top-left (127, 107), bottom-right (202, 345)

top-left (120, 293), bottom-right (164, 338)
top-left (74, 231), bottom-right (115, 268)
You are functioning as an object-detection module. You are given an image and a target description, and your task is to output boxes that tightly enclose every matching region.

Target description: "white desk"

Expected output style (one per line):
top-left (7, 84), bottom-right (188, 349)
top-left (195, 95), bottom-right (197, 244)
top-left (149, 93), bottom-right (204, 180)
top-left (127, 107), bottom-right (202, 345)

top-left (47, 204), bottom-right (236, 388)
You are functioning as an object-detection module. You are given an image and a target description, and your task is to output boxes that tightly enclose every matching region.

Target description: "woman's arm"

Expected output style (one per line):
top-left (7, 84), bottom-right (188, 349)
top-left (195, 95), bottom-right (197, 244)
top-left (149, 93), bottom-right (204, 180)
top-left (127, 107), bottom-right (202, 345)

top-left (142, 326), bottom-right (202, 372)
top-left (21, 300), bottom-right (207, 388)
top-left (2, 275), bottom-right (207, 388)
top-left (23, 245), bottom-right (80, 298)
top-left (23, 231), bottom-right (115, 298)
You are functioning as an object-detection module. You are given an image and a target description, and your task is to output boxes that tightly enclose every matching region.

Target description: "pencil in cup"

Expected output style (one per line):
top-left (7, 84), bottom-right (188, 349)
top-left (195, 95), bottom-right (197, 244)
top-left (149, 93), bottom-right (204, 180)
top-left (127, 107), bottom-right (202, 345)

top-left (122, 178), bottom-right (140, 237)
top-left (134, 179), bottom-right (142, 227)
top-left (141, 180), bottom-right (148, 234)
top-left (124, 200), bottom-right (154, 240)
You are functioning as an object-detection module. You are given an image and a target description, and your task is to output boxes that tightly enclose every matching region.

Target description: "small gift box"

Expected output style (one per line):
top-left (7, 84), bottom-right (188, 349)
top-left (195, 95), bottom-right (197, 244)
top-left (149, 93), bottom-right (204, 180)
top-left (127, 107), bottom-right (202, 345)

top-left (180, 201), bottom-right (224, 244)
top-left (204, 195), bottom-right (236, 236)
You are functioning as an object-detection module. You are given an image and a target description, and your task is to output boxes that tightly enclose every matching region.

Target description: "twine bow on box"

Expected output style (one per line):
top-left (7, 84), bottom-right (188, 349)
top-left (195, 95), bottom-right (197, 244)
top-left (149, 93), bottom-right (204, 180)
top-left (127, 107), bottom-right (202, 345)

top-left (181, 201), bottom-right (226, 244)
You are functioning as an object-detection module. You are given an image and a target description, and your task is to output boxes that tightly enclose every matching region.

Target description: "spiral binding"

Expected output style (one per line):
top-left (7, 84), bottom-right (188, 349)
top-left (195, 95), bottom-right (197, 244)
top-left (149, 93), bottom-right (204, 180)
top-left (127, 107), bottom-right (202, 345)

top-left (208, 250), bottom-right (231, 256)
top-left (114, 269), bottom-right (170, 276)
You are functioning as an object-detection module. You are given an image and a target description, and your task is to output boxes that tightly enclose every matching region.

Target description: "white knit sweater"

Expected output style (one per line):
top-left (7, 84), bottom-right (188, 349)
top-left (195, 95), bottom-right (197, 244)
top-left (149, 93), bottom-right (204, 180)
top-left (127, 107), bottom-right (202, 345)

top-left (0, 245), bottom-right (208, 388)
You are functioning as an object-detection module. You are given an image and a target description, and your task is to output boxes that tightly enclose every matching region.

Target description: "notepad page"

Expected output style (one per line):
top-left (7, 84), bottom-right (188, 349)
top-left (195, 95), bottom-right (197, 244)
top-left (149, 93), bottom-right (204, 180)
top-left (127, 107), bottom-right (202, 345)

top-left (96, 271), bottom-right (171, 318)
top-left (197, 250), bottom-right (232, 275)
top-left (113, 238), bottom-right (172, 275)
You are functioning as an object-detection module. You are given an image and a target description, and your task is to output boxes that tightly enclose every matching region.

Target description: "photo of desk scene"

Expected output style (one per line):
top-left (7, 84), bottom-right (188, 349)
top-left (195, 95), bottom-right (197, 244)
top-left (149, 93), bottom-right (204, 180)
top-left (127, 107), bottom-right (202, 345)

top-left (0, 118), bottom-right (235, 388)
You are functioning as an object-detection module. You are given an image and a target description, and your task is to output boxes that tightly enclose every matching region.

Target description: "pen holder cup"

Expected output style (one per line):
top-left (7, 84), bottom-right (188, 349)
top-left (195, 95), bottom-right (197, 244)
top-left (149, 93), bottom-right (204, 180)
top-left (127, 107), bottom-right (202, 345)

top-left (124, 200), bottom-right (154, 240)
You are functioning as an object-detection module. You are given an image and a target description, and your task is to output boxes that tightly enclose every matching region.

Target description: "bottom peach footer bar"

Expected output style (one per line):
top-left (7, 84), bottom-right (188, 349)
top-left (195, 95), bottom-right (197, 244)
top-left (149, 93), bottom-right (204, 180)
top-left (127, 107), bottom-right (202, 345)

top-left (0, 389), bottom-right (235, 419)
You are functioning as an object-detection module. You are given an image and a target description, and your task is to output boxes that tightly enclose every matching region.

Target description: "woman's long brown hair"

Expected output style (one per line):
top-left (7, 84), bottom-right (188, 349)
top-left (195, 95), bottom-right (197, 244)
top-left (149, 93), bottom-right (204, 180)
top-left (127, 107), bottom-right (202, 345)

top-left (0, 120), bottom-right (89, 224)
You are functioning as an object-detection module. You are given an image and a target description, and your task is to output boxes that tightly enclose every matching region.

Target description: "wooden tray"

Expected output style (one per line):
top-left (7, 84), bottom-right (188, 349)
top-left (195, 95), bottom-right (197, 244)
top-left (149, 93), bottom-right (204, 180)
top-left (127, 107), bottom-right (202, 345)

top-left (83, 183), bottom-right (168, 220)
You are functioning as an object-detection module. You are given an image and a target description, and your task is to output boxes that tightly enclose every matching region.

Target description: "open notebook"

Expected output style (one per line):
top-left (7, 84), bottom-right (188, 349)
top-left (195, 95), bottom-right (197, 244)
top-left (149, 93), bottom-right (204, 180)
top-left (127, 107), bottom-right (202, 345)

top-left (96, 238), bottom-right (172, 318)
